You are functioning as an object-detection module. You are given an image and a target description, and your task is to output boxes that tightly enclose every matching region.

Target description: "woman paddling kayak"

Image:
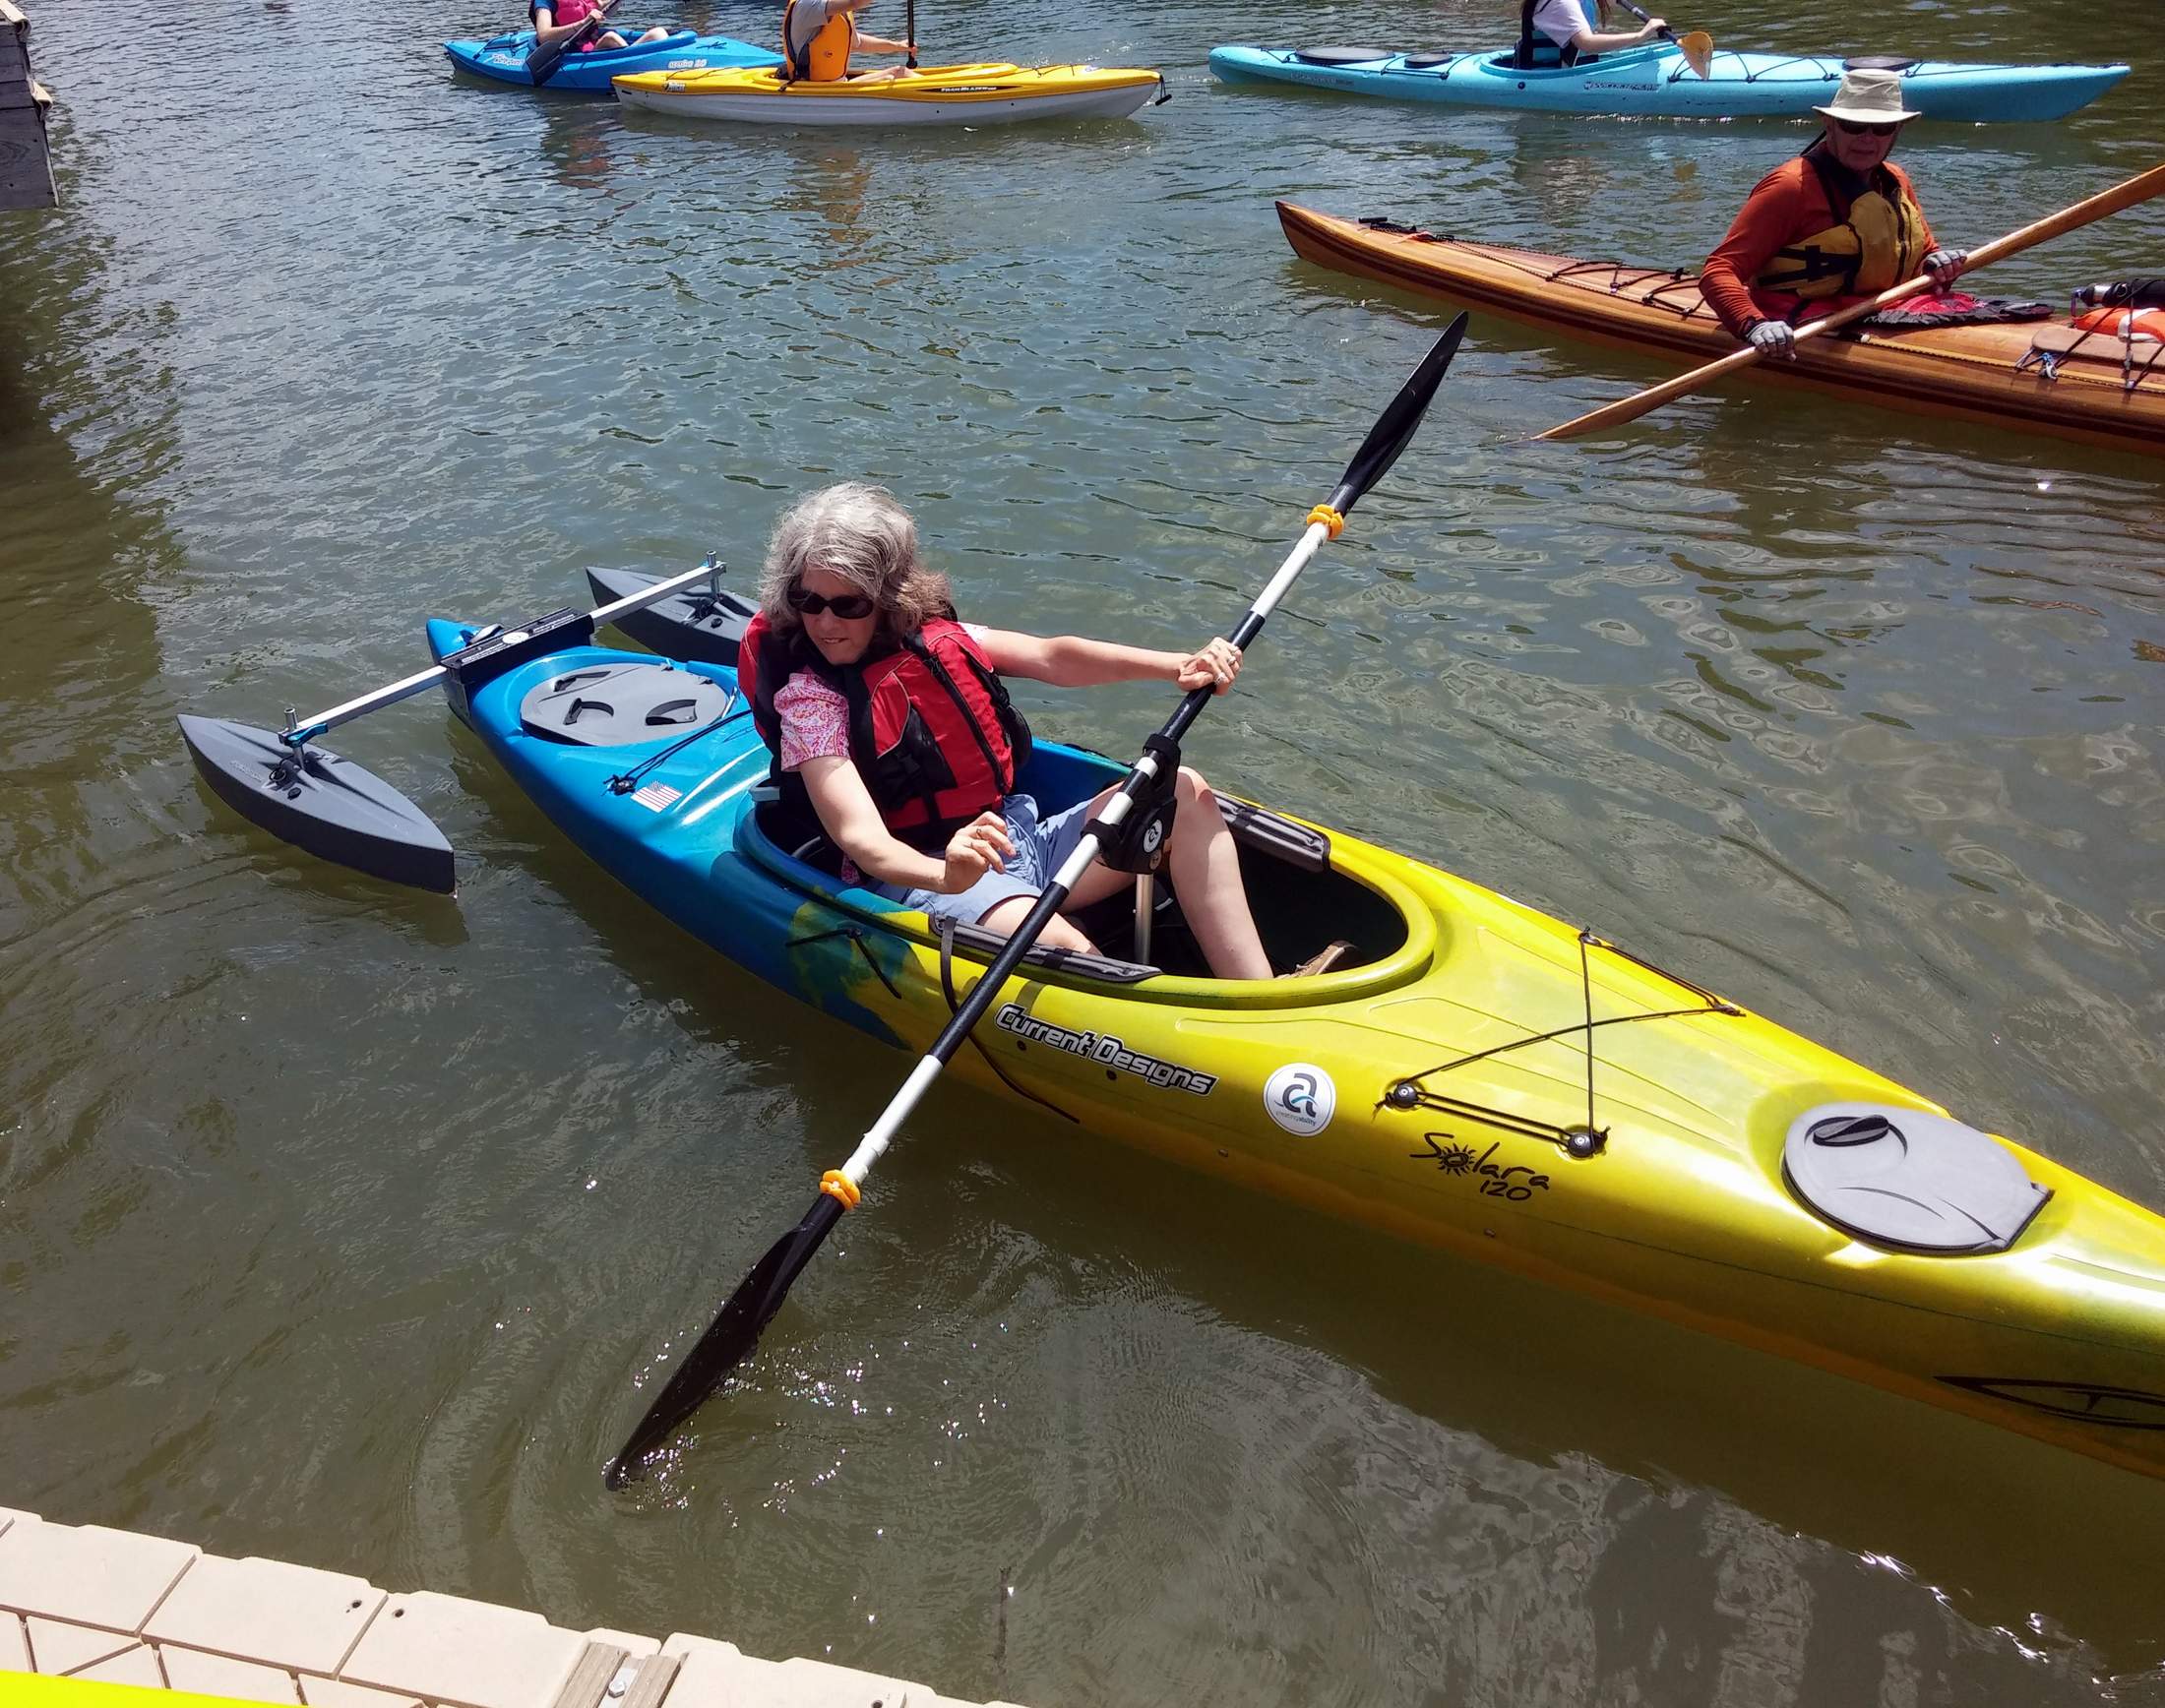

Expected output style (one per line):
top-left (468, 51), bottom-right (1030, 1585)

top-left (741, 483), bottom-right (1275, 978)
top-left (1516, 0), bottom-right (1667, 67)
top-left (531, 0), bottom-right (667, 54)
top-left (780, 0), bottom-right (917, 82)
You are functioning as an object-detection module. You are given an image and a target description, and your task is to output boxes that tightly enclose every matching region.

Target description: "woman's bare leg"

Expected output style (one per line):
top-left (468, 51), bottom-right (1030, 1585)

top-left (1163, 768), bottom-right (1270, 979)
top-left (967, 774), bottom-right (1270, 978)
top-left (975, 894), bottom-right (1099, 955)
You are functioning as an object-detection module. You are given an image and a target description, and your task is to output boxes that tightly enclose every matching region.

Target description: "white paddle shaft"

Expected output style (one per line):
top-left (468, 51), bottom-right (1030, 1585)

top-left (831, 517), bottom-right (1334, 1188)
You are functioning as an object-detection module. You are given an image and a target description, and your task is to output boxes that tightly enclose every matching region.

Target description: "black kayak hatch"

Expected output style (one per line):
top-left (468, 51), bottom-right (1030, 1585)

top-left (178, 714), bottom-right (456, 894)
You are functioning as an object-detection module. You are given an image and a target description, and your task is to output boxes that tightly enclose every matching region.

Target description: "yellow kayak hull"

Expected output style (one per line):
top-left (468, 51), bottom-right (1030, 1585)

top-left (612, 62), bottom-right (1166, 125)
top-left (773, 808), bottom-right (2165, 1481)
top-left (449, 632), bottom-right (2165, 1482)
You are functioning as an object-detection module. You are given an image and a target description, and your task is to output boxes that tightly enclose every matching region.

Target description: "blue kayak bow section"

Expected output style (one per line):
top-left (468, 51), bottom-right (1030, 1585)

top-left (443, 29), bottom-right (780, 92)
top-left (1207, 42), bottom-right (2128, 122)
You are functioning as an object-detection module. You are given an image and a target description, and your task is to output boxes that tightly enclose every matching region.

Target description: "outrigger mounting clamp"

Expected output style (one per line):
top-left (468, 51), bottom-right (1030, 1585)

top-left (1090, 733), bottom-right (1182, 875)
top-left (687, 552), bottom-right (729, 620)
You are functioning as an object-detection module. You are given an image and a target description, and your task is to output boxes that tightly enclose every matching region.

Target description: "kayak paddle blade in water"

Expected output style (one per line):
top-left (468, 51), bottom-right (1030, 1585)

top-left (174, 561), bottom-right (731, 891)
top-left (599, 317), bottom-right (1471, 1488)
top-left (602, 1192), bottom-right (846, 1489)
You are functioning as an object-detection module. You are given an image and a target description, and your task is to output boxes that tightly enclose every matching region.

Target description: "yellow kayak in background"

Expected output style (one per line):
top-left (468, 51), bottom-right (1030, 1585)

top-left (612, 62), bottom-right (1168, 126)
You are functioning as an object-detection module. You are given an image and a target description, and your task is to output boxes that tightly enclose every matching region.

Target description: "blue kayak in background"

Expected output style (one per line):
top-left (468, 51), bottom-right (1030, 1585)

top-left (1206, 42), bottom-right (2128, 123)
top-left (444, 29), bottom-right (780, 92)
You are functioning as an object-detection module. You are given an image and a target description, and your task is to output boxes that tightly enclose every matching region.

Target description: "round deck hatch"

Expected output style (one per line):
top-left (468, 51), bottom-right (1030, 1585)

top-left (519, 661), bottom-right (731, 747)
top-left (1783, 1103), bottom-right (2049, 1254)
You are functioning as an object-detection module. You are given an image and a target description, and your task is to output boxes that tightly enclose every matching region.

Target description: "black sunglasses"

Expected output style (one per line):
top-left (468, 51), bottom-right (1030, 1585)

top-left (786, 583), bottom-right (877, 620)
top-left (1832, 117), bottom-right (1900, 137)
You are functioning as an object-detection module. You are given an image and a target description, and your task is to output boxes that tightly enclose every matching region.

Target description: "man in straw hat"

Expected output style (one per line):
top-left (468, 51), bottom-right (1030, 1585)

top-left (1699, 65), bottom-right (1969, 358)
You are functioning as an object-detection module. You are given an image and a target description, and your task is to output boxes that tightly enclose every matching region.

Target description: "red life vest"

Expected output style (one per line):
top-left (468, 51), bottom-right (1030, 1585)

top-left (739, 612), bottom-right (1032, 849)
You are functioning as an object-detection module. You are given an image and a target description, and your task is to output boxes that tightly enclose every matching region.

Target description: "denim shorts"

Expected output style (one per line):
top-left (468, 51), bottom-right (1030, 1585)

top-left (869, 793), bottom-right (1096, 929)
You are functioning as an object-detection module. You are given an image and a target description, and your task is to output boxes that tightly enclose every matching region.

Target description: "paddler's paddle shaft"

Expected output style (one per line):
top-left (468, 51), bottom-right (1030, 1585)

top-left (526, 0), bottom-right (617, 86)
top-left (1538, 158), bottom-right (2165, 442)
top-left (602, 317), bottom-right (1470, 1488)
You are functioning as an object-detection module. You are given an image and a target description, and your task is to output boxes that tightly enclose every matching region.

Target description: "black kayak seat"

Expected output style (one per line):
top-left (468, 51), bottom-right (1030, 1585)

top-left (1291, 46), bottom-right (1393, 65)
top-left (1842, 54), bottom-right (1919, 72)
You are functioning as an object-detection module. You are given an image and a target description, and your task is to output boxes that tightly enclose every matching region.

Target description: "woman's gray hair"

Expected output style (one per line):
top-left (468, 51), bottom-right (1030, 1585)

top-left (759, 482), bottom-right (954, 641)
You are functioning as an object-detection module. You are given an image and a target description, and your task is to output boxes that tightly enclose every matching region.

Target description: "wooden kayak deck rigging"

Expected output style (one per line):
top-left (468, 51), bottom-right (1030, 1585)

top-left (1279, 205), bottom-right (2165, 454)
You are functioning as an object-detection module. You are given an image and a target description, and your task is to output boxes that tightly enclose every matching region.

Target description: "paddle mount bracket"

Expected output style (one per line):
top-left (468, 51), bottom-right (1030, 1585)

top-left (441, 606), bottom-right (596, 723)
top-left (1090, 734), bottom-right (1181, 875)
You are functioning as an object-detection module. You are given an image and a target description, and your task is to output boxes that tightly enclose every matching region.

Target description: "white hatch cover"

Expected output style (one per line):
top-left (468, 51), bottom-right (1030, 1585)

top-left (519, 662), bottom-right (731, 747)
top-left (1783, 1103), bottom-right (2051, 1254)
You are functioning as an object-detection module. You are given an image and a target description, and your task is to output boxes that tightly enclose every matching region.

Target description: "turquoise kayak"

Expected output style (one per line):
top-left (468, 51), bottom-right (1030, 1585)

top-left (443, 29), bottom-right (779, 92)
top-left (1206, 43), bottom-right (2127, 122)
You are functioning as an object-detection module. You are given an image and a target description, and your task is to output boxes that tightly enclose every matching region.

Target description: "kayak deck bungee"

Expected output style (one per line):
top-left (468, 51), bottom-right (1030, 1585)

top-left (1208, 42), bottom-right (2127, 122)
top-left (443, 30), bottom-right (779, 92)
top-left (396, 585), bottom-right (2165, 1482)
top-left (610, 62), bottom-right (1168, 126)
top-left (1276, 204), bottom-right (2165, 457)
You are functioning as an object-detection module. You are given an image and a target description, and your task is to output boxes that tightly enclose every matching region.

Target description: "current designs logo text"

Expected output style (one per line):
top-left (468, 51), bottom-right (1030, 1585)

top-left (996, 1004), bottom-right (1218, 1095)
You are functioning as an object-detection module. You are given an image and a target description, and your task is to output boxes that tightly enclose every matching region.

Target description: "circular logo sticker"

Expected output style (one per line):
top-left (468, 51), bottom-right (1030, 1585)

top-left (1264, 1063), bottom-right (1335, 1136)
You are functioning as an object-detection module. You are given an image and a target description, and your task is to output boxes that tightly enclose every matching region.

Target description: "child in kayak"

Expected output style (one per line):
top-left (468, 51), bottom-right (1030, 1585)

top-left (1700, 66), bottom-right (1970, 357)
top-left (1517, 0), bottom-right (1668, 67)
top-left (530, 0), bottom-right (667, 54)
top-left (738, 482), bottom-right (1273, 980)
top-left (779, 0), bottom-right (916, 82)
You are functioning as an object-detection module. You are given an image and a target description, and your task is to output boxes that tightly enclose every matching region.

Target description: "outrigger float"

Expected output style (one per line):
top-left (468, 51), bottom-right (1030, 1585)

top-left (179, 331), bottom-right (2165, 1486)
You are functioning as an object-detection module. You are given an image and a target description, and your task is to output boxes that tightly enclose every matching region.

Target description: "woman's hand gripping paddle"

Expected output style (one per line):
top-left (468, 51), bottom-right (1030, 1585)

top-left (601, 316), bottom-right (1471, 1489)
top-left (1612, 0), bottom-right (1711, 77)
top-left (526, 0), bottom-right (617, 86)
top-left (1537, 159), bottom-right (2165, 443)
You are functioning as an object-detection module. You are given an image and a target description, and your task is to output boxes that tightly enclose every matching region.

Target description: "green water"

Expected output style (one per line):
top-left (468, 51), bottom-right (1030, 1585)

top-left (3, 0), bottom-right (2162, 1700)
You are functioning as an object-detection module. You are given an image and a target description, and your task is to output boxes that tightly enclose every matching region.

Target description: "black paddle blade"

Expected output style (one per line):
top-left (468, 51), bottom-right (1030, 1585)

top-left (1327, 313), bottom-right (1468, 518)
top-left (525, 16), bottom-right (597, 86)
top-left (603, 1190), bottom-right (847, 1488)
top-left (178, 715), bottom-right (456, 893)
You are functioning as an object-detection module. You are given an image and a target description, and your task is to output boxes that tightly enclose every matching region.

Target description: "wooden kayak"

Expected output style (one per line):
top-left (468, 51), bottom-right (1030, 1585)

top-left (1276, 202), bottom-right (2165, 457)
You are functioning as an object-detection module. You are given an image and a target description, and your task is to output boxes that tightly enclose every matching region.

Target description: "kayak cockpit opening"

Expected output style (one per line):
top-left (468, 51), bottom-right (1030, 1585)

top-left (749, 741), bottom-right (1412, 986)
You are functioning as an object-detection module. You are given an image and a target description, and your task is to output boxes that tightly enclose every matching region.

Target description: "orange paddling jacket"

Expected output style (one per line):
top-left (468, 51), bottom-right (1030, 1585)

top-left (1701, 150), bottom-right (1939, 337)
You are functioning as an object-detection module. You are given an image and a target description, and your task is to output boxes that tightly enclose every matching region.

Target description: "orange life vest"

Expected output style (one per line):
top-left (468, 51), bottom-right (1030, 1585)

top-left (1755, 152), bottom-right (1929, 301)
top-left (779, 0), bottom-right (855, 82)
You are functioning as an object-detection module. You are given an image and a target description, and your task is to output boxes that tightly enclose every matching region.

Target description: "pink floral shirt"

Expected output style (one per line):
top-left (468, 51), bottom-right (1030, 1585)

top-left (773, 624), bottom-right (990, 772)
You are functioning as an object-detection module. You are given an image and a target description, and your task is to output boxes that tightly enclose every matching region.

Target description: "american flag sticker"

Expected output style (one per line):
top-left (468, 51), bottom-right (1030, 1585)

top-left (632, 782), bottom-right (681, 812)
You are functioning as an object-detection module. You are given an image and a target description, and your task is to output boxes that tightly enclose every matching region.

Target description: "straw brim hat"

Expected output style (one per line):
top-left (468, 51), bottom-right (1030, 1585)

top-left (1814, 65), bottom-right (1922, 124)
